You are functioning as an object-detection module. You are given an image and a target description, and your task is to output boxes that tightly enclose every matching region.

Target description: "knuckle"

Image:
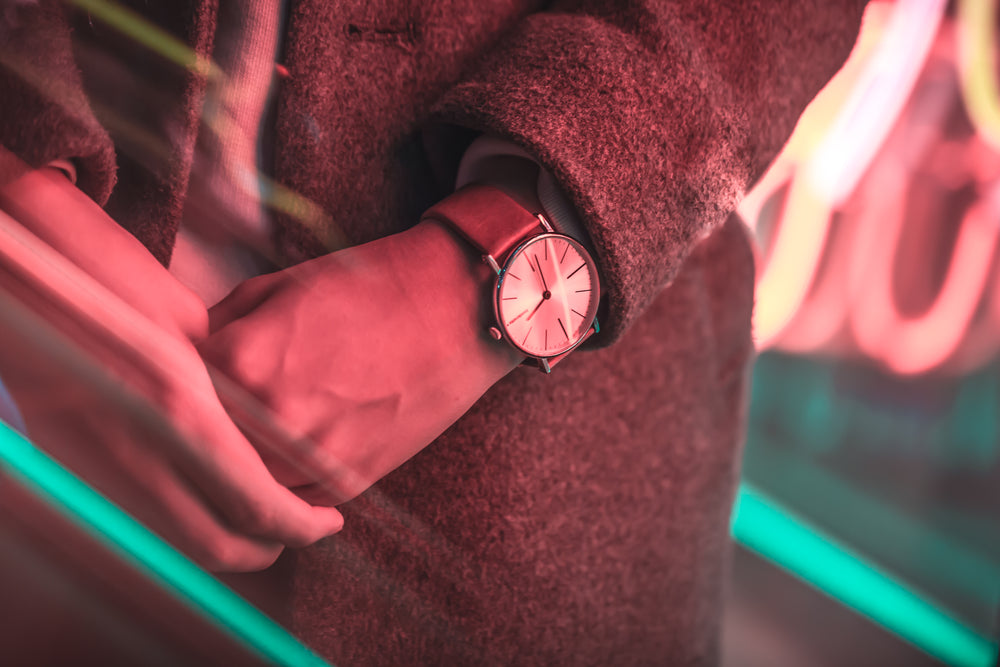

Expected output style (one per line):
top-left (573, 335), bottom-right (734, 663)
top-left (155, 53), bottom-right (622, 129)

top-left (228, 276), bottom-right (263, 303)
top-left (247, 546), bottom-right (284, 572)
top-left (179, 304), bottom-right (210, 341)
top-left (197, 537), bottom-right (282, 573)
top-left (192, 539), bottom-right (233, 572)
top-left (285, 521), bottom-right (327, 549)
top-left (210, 328), bottom-right (273, 394)
top-left (230, 496), bottom-right (278, 537)
top-left (231, 544), bottom-right (283, 572)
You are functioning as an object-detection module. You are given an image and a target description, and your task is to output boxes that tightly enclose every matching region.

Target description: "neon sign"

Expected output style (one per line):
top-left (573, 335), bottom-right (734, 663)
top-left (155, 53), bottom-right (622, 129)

top-left (743, 2), bottom-right (1000, 376)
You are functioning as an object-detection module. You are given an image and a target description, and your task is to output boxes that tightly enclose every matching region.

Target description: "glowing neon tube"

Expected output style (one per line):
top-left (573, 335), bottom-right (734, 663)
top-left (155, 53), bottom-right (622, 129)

top-left (847, 184), bottom-right (999, 376)
top-left (958, 0), bottom-right (1000, 150)
top-left (808, 0), bottom-right (947, 206)
top-left (732, 483), bottom-right (999, 667)
top-left (0, 419), bottom-right (332, 667)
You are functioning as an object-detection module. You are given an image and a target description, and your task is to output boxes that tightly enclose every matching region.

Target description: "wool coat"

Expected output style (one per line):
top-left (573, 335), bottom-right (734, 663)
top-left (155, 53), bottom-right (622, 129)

top-left (0, 0), bottom-right (866, 664)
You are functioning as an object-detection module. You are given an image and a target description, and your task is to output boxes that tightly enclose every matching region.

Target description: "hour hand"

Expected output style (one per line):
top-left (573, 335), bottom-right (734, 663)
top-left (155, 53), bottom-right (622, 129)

top-left (526, 296), bottom-right (545, 321)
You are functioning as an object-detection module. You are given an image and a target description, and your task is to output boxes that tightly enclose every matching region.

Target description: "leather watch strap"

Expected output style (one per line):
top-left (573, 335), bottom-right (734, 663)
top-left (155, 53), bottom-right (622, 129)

top-left (421, 184), bottom-right (541, 261)
top-left (421, 182), bottom-right (598, 372)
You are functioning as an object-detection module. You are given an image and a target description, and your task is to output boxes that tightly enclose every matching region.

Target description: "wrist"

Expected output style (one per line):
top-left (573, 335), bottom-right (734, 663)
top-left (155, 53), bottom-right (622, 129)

top-left (419, 185), bottom-right (601, 372)
top-left (405, 219), bottom-right (527, 375)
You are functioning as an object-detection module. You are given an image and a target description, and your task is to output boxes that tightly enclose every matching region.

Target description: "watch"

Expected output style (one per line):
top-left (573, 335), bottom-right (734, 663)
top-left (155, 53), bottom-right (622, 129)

top-left (421, 184), bottom-right (601, 373)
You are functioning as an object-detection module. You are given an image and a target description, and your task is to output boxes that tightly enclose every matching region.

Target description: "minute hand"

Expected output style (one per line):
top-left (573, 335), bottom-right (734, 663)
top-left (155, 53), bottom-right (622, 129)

top-left (534, 254), bottom-right (549, 291)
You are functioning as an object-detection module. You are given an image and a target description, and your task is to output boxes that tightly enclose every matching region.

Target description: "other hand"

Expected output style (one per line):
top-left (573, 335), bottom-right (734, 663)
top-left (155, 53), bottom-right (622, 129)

top-left (0, 169), bottom-right (343, 570)
top-left (199, 220), bottom-right (525, 505)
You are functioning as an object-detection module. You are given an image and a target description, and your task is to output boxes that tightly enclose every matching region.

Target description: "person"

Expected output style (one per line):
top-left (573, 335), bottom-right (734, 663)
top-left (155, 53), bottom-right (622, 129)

top-left (0, 0), bottom-right (867, 663)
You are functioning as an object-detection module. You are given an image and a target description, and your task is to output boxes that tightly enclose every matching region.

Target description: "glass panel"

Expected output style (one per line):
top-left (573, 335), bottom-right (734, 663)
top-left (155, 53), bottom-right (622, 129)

top-left (0, 418), bottom-right (332, 667)
top-left (738, 2), bottom-right (1000, 664)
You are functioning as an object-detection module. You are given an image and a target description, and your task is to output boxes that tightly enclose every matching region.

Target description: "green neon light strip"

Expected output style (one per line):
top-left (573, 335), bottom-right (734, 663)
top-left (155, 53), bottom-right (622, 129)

top-left (70, 0), bottom-right (219, 78)
top-left (3, 416), bottom-right (996, 667)
top-left (0, 420), bottom-right (331, 667)
top-left (741, 434), bottom-right (1000, 608)
top-left (732, 483), bottom-right (999, 667)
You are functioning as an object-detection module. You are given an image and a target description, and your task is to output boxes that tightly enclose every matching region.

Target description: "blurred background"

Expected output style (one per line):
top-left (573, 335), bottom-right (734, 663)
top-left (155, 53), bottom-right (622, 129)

top-left (723, 1), bottom-right (999, 665)
top-left (0, 0), bottom-right (998, 665)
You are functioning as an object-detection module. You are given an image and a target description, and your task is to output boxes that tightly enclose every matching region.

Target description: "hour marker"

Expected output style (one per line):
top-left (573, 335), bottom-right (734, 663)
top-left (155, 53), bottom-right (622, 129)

top-left (558, 318), bottom-right (569, 339)
top-left (508, 272), bottom-right (521, 280)
top-left (522, 327), bottom-right (532, 345)
top-left (529, 256), bottom-right (536, 272)
top-left (560, 243), bottom-right (570, 264)
top-left (502, 296), bottom-right (518, 300)
top-left (575, 289), bottom-right (591, 293)
top-left (571, 308), bottom-right (585, 318)
top-left (544, 242), bottom-right (548, 261)
top-left (544, 329), bottom-right (548, 348)
top-left (566, 263), bottom-right (586, 279)
top-left (508, 309), bottom-right (529, 324)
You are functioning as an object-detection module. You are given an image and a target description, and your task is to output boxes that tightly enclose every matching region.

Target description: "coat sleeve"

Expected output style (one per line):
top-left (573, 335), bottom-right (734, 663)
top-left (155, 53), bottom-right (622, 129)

top-left (0, 0), bottom-right (116, 204)
top-left (427, 0), bottom-right (868, 343)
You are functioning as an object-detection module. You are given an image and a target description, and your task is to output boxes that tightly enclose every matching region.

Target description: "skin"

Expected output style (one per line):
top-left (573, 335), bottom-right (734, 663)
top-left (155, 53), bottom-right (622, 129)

top-left (0, 164), bottom-right (527, 567)
top-left (198, 218), bottom-right (526, 505)
top-left (196, 153), bottom-right (542, 507)
top-left (0, 167), bottom-right (344, 571)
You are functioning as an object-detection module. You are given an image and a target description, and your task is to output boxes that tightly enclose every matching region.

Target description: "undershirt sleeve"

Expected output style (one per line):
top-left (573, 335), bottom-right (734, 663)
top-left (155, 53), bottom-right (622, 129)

top-left (428, 0), bottom-right (868, 344)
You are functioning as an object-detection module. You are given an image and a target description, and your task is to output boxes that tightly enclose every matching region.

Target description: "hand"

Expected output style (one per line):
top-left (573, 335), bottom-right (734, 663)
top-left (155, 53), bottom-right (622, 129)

top-left (0, 166), bottom-right (207, 341)
top-left (0, 169), bottom-right (343, 571)
top-left (533, 253), bottom-right (549, 293)
top-left (199, 220), bottom-right (525, 505)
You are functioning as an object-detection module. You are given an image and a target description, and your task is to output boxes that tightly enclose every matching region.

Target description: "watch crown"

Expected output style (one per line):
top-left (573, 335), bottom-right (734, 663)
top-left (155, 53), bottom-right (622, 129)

top-left (488, 327), bottom-right (503, 341)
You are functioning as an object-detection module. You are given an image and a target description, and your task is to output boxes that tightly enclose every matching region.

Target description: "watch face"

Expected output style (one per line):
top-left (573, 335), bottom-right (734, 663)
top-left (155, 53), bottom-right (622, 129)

top-left (495, 233), bottom-right (600, 358)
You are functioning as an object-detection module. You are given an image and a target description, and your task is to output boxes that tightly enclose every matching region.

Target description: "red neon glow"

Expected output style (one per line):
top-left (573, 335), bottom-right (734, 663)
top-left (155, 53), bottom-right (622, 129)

top-left (848, 183), bottom-right (999, 375)
top-left (747, 11), bottom-right (1000, 377)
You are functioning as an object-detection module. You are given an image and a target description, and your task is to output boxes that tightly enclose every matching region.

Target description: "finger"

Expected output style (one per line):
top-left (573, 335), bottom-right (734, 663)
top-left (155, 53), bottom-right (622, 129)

top-left (0, 169), bottom-right (210, 342)
top-left (207, 275), bottom-right (281, 333)
top-left (30, 411), bottom-right (286, 572)
top-left (150, 462), bottom-right (288, 572)
top-left (0, 291), bottom-right (292, 570)
top-left (289, 482), bottom-right (353, 508)
top-left (199, 368), bottom-right (365, 493)
top-left (168, 381), bottom-right (345, 548)
top-left (114, 454), bottom-right (287, 571)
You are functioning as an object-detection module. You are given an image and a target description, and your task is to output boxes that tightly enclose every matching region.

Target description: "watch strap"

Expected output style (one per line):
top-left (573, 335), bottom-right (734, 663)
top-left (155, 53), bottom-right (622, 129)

top-left (421, 184), bottom-right (541, 261)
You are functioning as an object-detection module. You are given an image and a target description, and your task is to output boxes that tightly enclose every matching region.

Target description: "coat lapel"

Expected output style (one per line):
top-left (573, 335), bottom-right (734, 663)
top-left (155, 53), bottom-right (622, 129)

top-left (70, 0), bottom-right (219, 266)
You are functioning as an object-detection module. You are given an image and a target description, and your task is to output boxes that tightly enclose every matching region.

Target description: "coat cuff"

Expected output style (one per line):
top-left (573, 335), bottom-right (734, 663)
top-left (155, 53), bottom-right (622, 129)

top-left (456, 135), bottom-right (593, 250)
top-left (0, 0), bottom-right (116, 204)
top-left (428, 4), bottom-right (866, 343)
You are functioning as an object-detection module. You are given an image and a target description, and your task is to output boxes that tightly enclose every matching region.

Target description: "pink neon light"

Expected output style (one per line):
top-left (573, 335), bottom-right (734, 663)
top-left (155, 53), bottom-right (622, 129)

top-left (747, 8), bottom-right (1000, 376)
top-left (847, 185), bottom-right (998, 376)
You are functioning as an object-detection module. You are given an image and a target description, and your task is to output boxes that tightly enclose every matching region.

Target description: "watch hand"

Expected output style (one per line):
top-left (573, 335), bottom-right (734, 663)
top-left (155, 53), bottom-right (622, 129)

top-left (526, 296), bottom-right (546, 321)
top-left (534, 254), bottom-right (549, 292)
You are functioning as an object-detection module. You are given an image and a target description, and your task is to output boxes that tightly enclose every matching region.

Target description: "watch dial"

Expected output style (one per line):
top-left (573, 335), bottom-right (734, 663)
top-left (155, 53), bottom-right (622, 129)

top-left (495, 234), bottom-right (600, 357)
